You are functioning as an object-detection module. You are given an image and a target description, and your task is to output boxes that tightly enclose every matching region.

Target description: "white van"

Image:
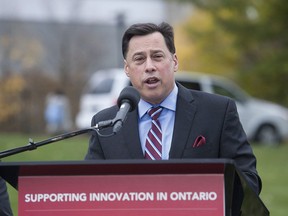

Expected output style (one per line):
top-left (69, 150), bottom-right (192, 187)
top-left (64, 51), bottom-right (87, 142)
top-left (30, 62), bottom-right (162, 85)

top-left (76, 68), bottom-right (288, 145)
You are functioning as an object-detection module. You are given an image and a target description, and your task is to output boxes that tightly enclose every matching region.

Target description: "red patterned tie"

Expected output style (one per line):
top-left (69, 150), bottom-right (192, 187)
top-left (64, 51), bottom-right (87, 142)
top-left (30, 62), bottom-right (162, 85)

top-left (144, 107), bottom-right (163, 160)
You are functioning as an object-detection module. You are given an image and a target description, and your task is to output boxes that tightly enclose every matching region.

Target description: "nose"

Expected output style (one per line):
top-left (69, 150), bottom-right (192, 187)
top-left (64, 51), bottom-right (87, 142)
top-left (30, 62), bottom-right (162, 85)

top-left (145, 57), bottom-right (156, 73)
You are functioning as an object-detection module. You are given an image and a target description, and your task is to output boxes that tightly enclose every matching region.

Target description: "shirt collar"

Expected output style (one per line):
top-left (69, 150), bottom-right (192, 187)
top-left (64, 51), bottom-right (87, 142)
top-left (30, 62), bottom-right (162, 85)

top-left (138, 83), bottom-right (178, 119)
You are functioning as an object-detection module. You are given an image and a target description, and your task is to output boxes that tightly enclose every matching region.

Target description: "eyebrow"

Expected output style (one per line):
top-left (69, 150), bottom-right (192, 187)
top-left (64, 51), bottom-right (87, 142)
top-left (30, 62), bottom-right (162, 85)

top-left (132, 49), bottom-right (164, 57)
top-left (132, 51), bottom-right (145, 57)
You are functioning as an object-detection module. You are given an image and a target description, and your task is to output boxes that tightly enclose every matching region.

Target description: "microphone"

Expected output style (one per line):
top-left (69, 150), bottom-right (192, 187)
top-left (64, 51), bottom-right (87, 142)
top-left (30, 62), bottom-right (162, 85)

top-left (113, 86), bottom-right (140, 133)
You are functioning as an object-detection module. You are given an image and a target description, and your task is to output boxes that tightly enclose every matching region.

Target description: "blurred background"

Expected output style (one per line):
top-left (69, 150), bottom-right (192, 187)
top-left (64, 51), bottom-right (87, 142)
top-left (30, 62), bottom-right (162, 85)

top-left (0, 0), bottom-right (287, 134)
top-left (0, 0), bottom-right (288, 215)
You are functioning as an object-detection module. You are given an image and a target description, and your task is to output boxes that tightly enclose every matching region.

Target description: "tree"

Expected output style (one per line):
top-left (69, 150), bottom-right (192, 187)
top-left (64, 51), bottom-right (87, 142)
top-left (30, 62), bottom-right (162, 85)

top-left (175, 9), bottom-right (239, 78)
top-left (0, 1), bottom-right (110, 133)
top-left (0, 75), bottom-right (25, 130)
top-left (176, 0), bottom-right (288, 106)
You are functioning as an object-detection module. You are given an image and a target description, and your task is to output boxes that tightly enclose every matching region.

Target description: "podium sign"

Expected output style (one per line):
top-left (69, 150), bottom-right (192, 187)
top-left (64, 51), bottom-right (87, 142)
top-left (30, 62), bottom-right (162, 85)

top-left (19, 174), bottom-right (224, 216)
top-left (0, 159), bottom-right (270, 216)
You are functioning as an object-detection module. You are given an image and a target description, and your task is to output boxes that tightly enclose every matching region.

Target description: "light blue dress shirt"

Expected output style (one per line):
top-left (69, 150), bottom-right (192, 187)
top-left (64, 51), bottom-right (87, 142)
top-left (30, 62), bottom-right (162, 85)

top-left (138, 84), bottom-right (178, 159)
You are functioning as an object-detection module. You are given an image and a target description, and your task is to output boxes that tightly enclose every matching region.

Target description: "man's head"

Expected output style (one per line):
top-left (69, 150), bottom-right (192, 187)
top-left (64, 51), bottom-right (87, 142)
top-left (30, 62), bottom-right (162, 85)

top-left (122, 22), bottom-right (176, 59)
top-left (122, 22), bottom-right (178, 105)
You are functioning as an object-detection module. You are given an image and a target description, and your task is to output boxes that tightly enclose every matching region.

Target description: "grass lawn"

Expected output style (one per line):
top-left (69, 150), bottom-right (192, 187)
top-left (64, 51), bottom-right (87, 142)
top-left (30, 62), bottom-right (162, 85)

top-left (1, 133), bottom-right (287, 215)
top-left (1, 132), bottom-right (89, 215)
top-left (253, 144), bottom-right (288, 216)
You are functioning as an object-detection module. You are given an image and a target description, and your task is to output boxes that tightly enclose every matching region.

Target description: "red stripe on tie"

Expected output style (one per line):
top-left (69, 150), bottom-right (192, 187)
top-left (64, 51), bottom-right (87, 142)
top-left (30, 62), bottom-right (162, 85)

top-left (144, 107), bottom-right (163, 160)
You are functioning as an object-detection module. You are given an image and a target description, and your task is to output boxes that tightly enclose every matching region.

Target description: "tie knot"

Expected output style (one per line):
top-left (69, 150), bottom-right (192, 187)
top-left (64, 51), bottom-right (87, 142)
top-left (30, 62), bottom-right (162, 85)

top-left (148, 106), bottom-right (163, 120)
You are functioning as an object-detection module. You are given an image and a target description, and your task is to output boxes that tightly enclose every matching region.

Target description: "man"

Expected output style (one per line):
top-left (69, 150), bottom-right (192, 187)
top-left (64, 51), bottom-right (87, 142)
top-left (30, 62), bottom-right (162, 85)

top-left (0, 177), bottom-right (13, 215)
top-left (85, 22), bottom-right (261, 214)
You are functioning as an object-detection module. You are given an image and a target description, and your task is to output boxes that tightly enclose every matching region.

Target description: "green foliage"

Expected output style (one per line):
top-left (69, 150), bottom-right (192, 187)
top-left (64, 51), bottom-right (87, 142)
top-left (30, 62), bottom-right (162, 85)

top-left (176, 0), bottom-right (288, 106)
top-left (175, 9), bottom-right (239, 77)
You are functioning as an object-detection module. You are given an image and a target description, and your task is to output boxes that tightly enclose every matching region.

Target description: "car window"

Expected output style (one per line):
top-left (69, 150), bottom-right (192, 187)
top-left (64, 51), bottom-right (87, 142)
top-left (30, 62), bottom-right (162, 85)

top-left (87, 77), bottom-right (114, 94)
top-left (212, 83), bottom-right (246, 102)
top-left (177, 81), bottom-right (201, 91)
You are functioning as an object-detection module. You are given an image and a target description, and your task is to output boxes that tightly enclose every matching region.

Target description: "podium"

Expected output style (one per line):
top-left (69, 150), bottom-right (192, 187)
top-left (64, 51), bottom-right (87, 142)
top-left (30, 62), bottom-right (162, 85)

top-left (0, 159), bottom-right (269, 216)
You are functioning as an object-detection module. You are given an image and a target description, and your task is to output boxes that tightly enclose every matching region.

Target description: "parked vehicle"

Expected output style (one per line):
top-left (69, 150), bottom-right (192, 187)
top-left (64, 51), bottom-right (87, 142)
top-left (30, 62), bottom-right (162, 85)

top-left (76, 68), bottom-right (288, 145)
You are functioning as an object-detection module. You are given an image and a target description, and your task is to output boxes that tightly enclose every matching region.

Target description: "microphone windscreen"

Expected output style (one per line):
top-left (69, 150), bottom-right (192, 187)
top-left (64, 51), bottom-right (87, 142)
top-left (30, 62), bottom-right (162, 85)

top-left (117, 86), bottom-right (140, 111)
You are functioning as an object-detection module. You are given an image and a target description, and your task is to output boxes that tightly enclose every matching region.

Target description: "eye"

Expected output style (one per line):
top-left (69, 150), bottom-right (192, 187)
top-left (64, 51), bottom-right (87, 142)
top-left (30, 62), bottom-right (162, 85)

top-left (153, 53), bottom-right (164, 60)
top-left (135, 56), bottom-right (144, 61)
top-left (133, 55), bottom-right (145, 64)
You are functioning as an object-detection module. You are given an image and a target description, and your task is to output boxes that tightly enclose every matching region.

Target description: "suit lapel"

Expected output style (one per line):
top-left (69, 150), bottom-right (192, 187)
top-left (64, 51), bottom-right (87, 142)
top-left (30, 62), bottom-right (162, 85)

top-left (169, 85), bottom-right (197, 158)
top-left (122, 109), bottom-right (144, 159)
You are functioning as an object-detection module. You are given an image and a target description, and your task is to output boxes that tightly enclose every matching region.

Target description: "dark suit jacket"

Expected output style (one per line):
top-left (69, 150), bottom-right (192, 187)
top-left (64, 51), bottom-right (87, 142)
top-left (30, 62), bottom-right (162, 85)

top-left (0, 177), bottom-right (13, 216)
top-left (85, 83), bottom-right (261, 211)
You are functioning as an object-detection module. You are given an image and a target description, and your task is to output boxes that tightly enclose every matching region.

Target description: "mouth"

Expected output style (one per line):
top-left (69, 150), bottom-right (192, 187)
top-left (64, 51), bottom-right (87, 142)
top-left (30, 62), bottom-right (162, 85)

top-left (145, 77), bottom-right (160, 85)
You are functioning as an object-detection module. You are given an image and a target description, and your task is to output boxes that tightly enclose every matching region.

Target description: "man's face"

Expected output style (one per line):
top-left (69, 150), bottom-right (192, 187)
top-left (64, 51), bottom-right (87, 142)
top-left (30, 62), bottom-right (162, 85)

top-left (124, 32), bottom-right (178, 105)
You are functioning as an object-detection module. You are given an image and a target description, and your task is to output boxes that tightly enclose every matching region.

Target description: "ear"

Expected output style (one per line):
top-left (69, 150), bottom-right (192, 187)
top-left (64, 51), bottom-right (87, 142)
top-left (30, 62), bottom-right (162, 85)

top-left (124, 60), bottom-right (130, 77)
top-left (173, 54), bottom-right (179, 72)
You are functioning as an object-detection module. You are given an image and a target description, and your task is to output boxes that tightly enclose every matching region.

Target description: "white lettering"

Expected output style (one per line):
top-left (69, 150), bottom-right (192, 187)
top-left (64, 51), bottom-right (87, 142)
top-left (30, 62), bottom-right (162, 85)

top-left (24, 193), bottom-right (87, 203)
top-left (170, 192), bottom-right (217, 201)
top-left (89, 192), bottom-right (154, 201)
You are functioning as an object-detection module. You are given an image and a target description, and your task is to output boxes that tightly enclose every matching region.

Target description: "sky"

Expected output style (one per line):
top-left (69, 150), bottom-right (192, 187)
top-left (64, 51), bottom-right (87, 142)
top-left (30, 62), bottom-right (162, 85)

top-left (0, 0), bottom-right (167, 24)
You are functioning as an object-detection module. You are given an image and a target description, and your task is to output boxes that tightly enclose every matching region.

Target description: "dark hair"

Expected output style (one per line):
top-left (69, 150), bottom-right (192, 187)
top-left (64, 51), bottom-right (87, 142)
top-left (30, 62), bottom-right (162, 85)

top-left (122, 22), bottom-right (176, 59)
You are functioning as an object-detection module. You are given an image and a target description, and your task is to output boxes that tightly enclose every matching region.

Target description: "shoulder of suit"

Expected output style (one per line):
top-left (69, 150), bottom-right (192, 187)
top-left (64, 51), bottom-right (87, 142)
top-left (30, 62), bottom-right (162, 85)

top-left (93, 105), bottom-right (119, 122)
top-left (177, 82), bottom-right (232, 103)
